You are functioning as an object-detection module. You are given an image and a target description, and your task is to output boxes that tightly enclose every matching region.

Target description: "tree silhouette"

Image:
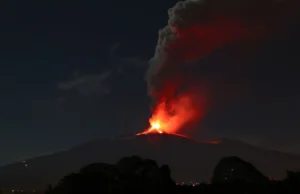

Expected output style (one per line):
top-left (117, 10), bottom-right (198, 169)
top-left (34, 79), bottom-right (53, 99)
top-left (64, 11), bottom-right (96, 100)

top-left (45, 155), bottom-right (300, 194)
top-left (48, 156), bottom-right (175, 194)
top-left (212, 156), bottom-right (269, 184)
top-left (44, 184), bottom-right (53, 194)
top-left (286, 171), bottom-right (300, 183)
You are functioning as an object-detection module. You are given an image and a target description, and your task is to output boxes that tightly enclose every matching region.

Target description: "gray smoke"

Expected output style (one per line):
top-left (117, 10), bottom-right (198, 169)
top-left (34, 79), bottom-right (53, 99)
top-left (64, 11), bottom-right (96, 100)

top-left (146, 0), bottom-right (299, 105)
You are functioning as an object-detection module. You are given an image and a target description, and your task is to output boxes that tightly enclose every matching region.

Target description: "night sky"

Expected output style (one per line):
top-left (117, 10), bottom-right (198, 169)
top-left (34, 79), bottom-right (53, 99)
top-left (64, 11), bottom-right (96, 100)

top-left (0, 0), bottom-right (299, 165)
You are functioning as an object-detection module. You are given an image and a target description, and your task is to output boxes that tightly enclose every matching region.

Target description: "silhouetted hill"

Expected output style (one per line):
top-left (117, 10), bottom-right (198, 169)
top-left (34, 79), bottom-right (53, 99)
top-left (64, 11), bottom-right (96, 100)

top-left (0, 134), bottom-right (300, 190)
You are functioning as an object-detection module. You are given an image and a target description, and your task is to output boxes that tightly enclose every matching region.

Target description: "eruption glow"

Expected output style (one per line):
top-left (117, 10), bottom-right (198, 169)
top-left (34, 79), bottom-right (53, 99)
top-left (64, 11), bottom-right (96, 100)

top-left (136, 98), bottom-right (221, 144)
top-left (137, 93), bottom-right (206, 136)
top-left (136, 0), bottom-right (298, 138)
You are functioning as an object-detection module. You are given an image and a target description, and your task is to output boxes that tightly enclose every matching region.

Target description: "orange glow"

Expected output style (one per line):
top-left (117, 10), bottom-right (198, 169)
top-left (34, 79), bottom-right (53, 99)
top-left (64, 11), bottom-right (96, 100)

top-left (135, 94), bottom-right (221, 144)
top-left (137, 94), bottom-right (204, 136)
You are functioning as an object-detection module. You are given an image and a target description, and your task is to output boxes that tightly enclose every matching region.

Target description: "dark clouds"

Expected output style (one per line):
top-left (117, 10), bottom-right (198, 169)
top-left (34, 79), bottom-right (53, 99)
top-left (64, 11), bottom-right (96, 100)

top-left (58, 71), bottom-right (112, 96)
top-left (147, 0), bottom-right (299, 101)
top-left (57, 43), bottom-right (147, 99)
top-left (144, 0), bottom-right (300, 153)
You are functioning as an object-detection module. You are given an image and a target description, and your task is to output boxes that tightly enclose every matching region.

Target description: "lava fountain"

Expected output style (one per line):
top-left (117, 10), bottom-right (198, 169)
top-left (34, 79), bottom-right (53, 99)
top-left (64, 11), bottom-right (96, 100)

top-left (136, 94), bottom-right (201, 136)
top-left (136, 95), bottom-right (220, 144)
top-left (136, 111), bottom-right (221, 144)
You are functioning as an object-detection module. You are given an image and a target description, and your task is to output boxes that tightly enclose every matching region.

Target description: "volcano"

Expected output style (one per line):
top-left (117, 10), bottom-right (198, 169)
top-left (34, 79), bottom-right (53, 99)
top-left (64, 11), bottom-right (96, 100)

top-left (0, 133), bottom-right (300, 190)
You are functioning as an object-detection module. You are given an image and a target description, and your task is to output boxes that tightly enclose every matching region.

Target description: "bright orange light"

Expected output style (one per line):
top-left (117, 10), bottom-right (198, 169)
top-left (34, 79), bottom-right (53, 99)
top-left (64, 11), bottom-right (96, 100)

top-left (135, 94), bottom-right (221, 145)
top-left (149, 121), bottom-right (164, 134)
top-left (137, 120), bottom-right (164, 135)
top-left (152, 122), bottom-right (161, 130)
top-left (137, 94), bottom-right (205, 136)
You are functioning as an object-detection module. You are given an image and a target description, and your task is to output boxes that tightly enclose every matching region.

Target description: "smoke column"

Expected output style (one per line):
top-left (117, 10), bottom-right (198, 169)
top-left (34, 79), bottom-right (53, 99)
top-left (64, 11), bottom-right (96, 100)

top-left (143, 0), bottom-right (299, 134)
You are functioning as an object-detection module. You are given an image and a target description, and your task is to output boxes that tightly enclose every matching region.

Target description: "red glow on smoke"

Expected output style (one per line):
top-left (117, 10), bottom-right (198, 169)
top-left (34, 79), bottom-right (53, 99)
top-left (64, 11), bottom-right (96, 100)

top-left (137, 92), bottom-right (207, 136)
top-left (139, 18), bottom-right (260, 136)
top-left (149, 17), bottom-right (266, 106)
top-left (138, 0), bottom-right (298, 141)
top-left (169, 17), bottom-right (259, 64)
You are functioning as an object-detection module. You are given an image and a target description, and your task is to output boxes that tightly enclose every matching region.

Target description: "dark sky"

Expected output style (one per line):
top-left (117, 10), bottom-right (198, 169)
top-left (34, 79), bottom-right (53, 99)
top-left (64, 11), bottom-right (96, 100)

top-left (0, 0), bottom-right (299, 165)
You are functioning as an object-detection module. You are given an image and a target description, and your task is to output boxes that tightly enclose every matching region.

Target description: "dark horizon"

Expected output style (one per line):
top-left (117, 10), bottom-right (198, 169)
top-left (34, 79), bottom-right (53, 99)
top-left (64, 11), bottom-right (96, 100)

top-left (1, 133), bottom-right (300, 192)
top-left (1, 133), bottom-right (300, 167)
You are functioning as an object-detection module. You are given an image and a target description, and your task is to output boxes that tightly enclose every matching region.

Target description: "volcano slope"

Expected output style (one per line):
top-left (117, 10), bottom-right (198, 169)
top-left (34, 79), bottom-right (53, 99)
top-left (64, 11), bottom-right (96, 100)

top-left (0, 134), bottom-right (300, 190)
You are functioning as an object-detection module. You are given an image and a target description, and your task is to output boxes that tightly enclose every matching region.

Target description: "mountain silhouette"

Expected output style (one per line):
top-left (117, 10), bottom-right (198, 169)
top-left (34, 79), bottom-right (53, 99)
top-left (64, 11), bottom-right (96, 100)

top-left (0, 133), bottom-right (300, 190)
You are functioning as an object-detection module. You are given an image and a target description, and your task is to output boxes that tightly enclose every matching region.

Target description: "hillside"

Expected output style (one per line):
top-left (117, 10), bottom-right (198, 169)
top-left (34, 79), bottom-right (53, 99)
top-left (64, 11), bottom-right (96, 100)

top-left (0, 134), bottom-right (300, 190)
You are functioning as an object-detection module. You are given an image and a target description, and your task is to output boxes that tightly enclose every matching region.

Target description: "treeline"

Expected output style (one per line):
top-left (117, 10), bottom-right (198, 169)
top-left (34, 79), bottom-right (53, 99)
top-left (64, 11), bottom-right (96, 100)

top-left (44, 156), bottom-right (300, 194)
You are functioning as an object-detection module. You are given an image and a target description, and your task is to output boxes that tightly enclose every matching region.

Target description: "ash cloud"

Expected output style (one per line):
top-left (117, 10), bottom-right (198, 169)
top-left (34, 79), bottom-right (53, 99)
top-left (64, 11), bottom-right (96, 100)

top-left (146, 0), bottom-right (299, 106)
top-left (57, 43), bottom-right (148, 99)
top-left (58, 71), bottom-right (112, 96)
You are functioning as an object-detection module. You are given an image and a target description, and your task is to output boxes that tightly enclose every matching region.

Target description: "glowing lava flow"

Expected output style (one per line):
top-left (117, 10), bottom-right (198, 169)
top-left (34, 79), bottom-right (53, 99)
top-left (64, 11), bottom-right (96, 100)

top-left (136, 112), bottom-right (221, 145)
top-left (136, 97), bottom-right (200, 136)
top-left (136, 120), bottom-right (164, 135)
top-left (137, 95), bottom-right (201, 136)
top-left (136, 97), bottom-right (221, 144)
top-left (136, 119), bottom-right (220, 144)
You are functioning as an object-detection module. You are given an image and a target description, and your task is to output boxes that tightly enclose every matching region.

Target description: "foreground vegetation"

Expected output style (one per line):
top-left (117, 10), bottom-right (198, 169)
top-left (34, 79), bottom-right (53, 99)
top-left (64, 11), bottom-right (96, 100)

top-left (43, 156), bottom-right (300, 194)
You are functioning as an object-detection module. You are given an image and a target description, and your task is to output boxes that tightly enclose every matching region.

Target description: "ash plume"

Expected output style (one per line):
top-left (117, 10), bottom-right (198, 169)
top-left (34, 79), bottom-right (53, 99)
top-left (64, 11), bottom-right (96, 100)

top-left (143, 0), bottom-right (300, 133)
top-left (146, 0), bottom-right (299, 119)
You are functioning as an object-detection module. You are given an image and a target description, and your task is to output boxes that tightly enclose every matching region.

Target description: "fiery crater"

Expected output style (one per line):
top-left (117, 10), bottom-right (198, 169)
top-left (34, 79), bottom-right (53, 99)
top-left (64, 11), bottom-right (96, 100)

top-left (136, 106), bottom-right (221, 144)
top-left (136, 120), bottom-right (164, 135)
top-left (136, 118), bottom-right (221, 144)
top-left (137, 95), bottom-right (201, 135)
top-left (136, 96), bottom-right (221, 144)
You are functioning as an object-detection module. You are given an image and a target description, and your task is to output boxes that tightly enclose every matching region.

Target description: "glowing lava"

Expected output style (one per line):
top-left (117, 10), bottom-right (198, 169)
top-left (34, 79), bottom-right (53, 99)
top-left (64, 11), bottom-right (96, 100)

top-left (137, 120), bottom-right (164, 135)
top-left (136, 116), bottom-right (221, 144)
top-left (136, 100), bottom-right (180, 136)
top-left (138, 96), bottom-right (194, 135)
top-left (137, 93), bottom-right (205, 136)
top-left (136, 96), bottom-right (221, 145)
top-left (151, 122), bottom-right (162, 133)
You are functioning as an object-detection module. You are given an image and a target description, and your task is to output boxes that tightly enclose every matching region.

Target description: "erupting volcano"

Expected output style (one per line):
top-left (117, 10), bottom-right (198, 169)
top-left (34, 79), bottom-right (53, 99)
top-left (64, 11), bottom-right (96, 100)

top-left (137, 0), bottom-right (298, 143)
top-left (135, 116), bottom-right (221, 144)
top-left (136, 96), bottom-right (220, 144)
top-left (136, 120), bottom-right (163, 135)
top-left (136, 94), bottom-right (204, 136)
